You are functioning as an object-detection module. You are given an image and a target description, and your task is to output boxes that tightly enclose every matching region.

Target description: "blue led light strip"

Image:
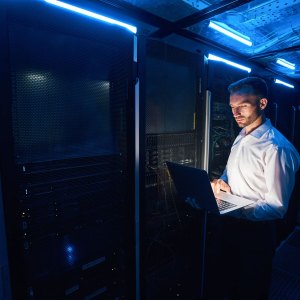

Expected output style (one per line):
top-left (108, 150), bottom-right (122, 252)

top-left (44, 0), bottom-right (137, 33)
top-left (274, 79), bottom-right (294, 89)
top-left (208, 21), bottom-right (252, 47)
top-left (208, 54), bottom-right (251, 73)
top-left (276, 58), bottom-right (295, 70)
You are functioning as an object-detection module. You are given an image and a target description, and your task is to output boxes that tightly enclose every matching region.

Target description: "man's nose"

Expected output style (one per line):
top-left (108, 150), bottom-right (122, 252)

top-left (232, 107), bottom-right (241, 116)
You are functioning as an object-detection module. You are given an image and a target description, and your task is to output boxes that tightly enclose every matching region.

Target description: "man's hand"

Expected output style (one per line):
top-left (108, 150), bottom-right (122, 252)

top-left (211, 179), bottom-right (231, 194)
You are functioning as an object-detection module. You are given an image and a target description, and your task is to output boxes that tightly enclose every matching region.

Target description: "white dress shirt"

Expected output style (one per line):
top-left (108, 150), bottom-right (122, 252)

top-left (221, 119), bottom-right (300, 221)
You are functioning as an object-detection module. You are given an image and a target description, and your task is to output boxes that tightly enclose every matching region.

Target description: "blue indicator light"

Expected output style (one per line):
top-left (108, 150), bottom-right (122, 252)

top-left (66, 246), bottom-right (73, 253)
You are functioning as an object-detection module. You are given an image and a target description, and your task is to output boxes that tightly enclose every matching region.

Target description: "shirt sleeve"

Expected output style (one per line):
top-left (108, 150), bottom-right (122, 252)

top-left (220, 166), bottom-right (228, 183)
top-left (241, 146), bottom-right (299, 221)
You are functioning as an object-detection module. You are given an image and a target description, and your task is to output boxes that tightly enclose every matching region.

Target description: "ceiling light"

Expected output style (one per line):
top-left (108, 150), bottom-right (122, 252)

top-left (274, 79), bottom-right (294, 89)
top-left (276, 58), bottom-right (295, 70)
top-left (208, 21), bottom-right (252, 47)
top-left (208, 54), bottom-right (251, 73)
top-left (44, 0), bottom-right (137, 33)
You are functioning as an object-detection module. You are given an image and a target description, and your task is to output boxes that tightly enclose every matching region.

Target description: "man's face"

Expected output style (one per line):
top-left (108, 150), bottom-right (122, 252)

top-left (229, 93), bottom-right (262, 128)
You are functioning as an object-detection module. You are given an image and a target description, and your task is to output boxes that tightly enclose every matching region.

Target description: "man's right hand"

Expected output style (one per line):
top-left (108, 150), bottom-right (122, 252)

top-left (211, 179), bottom-right (231, 194)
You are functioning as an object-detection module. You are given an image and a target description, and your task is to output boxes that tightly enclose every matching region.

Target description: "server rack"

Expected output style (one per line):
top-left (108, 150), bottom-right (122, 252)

top-left (0, 1), bottom-right (136, 299)
top-left (142, 40), bottom-right (203, 299)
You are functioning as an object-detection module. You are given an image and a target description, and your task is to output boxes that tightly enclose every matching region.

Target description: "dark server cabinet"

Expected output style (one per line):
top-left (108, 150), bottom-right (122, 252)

top-left (142, 40), bottom-right (202, 299)
top-left (0, 1), bottom-right (135, 299)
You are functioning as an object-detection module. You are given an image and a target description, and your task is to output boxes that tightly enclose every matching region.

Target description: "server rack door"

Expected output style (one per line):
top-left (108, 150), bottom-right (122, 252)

top-left (1, 1), bottom-right (135, 299)
top-left (142, 39), bottom-right (202, 299)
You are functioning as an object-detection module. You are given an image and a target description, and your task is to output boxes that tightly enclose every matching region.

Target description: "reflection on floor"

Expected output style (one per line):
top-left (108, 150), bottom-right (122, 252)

top-left (270, 226), bottom-right (300, 300)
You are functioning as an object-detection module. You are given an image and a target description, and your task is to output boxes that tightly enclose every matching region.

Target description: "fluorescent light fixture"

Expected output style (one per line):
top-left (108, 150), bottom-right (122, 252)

top-left (208, 54), bottom-right (251, 73)
top-left (276, 58), bottom-right (295, 70)
top-left (274, 79), bottom-right (294, 89)
top-left (208, 21), bottom-right (252, 46)
top-left (44, 0), bottom-right (137, 33)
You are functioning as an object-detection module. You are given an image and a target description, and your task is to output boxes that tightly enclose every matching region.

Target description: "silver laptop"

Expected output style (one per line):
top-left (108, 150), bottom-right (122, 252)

top-left (166, 161), bottom-right (254, 215)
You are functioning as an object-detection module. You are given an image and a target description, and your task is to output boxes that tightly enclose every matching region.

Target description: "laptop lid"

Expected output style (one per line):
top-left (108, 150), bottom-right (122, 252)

top-left (166, 161), bottom-right (254, 215)
top-left (166, 161), bottom-right (220, 215)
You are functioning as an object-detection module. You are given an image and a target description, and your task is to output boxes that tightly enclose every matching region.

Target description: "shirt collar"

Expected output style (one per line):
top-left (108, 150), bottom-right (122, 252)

top-left (240, 118), bottom-right (272, 139)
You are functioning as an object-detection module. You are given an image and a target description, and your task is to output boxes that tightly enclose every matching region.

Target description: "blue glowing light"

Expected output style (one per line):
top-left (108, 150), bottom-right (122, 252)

top-left (64, 243), bottom-right (76, 265)
top-left (66, 246), bottom-right (73, 253)
top-left (274, 79), bottom-right (294, 89)
top-left (208, 54), bottom-right (251, 73)
top-left (44, 0), bottom-right (137, 34)
top-left (276, 58), bottom-right (295, 70)
top-left (208, 21), bottom-right (252, 47)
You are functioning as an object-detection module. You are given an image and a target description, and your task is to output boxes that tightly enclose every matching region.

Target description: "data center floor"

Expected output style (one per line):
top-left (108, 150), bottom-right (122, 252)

top-left (269, 226), bottom-right (300, 299)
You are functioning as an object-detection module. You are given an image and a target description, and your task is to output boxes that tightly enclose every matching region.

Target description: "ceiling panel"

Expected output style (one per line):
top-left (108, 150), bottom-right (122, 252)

top-left (95, 0), bottom-right (300, 82)
top-left (120, 0), bottom-right (219, 22)
top-left (185, 0), bottom-right (300, 80)
top-left (187, 0), bottom-right (300, 53)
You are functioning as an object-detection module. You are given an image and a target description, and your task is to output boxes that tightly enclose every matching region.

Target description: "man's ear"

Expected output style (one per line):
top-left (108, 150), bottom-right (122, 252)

top-left (259, 98), bottom-right (268, 110)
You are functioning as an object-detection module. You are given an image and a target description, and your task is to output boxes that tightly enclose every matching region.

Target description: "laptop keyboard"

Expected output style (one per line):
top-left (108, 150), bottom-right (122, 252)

top-left (216, 198), bottom-right (237, 211)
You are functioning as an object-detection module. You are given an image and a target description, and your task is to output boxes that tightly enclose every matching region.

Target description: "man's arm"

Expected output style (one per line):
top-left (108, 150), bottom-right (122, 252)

top-left (242, 146), bottom-right (299, 220)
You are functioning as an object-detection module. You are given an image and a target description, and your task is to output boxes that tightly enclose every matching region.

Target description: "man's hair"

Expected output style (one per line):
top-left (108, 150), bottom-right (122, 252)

top-left (228, 77), bottom-right (268, 99)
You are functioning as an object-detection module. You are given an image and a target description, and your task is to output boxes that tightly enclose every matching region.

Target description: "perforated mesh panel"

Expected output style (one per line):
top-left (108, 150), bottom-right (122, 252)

top-left (10, 22), bottom-right (128, 164)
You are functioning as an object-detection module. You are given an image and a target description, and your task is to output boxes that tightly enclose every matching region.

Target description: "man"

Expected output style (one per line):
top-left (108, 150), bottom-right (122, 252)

top-left (209, 77), bottom-right (300, 299)
top-left (212, 77), bottom-right (299, 219)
